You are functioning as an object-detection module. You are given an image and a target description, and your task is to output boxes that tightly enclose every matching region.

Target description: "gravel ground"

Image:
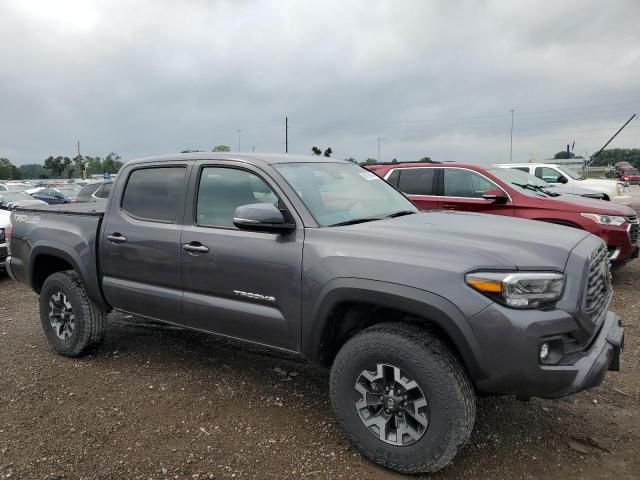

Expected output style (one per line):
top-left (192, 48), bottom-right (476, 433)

top-left (1, 201), bottom-right (639, 480)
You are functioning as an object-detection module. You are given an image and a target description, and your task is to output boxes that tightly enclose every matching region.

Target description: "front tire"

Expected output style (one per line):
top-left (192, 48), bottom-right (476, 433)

top-left (39, 271), bottom-right (106, 357)
top-left (330, 323), bottom-right (475, 474)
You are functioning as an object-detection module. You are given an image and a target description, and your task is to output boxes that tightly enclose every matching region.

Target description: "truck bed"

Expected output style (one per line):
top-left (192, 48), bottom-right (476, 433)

top-left (15, 203), bottom-right (105, 216)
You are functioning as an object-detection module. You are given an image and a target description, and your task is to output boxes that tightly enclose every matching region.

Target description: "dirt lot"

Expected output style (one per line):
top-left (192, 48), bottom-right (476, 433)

top-left (1, 214), bottom-right (639, 480)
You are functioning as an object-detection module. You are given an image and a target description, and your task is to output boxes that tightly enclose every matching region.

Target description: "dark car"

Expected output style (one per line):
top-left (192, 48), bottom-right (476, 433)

top-left (76, 181), bottom-right (112, 203)
top-left (6, 153), bottom-right (624, 474)
top-left (368, 162), bottom-right (638, 264)
top-left (31, 188), bottom-right (72, 205)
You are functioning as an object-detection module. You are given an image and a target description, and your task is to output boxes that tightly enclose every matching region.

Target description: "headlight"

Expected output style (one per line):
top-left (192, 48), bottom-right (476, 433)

top-left (580, 213), bottom-right (626, 226)
top-left (465, 272), bottom-right (565, 308)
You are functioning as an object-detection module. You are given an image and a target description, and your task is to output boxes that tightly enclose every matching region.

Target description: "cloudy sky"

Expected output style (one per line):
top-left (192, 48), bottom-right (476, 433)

top-left (1, 0), bottom-right (639, 165)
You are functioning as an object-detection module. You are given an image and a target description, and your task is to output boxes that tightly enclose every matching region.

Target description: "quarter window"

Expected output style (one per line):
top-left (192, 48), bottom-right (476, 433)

top-left (121, 167), bottom-right (186, 223)
top-left (196, 167), bottom-right (279, 228)
top-left (443, 169), bottom-right (497, 198)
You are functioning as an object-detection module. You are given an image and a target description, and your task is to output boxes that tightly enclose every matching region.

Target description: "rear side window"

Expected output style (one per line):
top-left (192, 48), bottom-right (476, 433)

top-left (121, 167), bottom-right (185, 223)
top-left (395, 168), bottom-right (437, 195)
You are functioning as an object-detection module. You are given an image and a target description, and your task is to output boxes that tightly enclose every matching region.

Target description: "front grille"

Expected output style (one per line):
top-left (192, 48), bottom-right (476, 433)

top-left (0, 228), bottom-right (4, 243)
top-left (584, 244), bottom-right (612, 325)
top-left (627, 215), bottom-right (639, 245)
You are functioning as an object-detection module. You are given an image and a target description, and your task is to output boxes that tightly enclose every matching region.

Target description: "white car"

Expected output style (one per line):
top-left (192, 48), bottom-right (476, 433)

top-left (494, 163), bottom-right (632, 205)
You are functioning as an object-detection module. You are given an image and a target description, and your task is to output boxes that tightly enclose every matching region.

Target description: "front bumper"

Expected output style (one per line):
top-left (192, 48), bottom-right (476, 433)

top-left (471, 307), bottom-right (623, 399)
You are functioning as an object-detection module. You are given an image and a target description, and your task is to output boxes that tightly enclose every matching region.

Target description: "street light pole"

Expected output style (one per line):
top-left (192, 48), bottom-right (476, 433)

top-left (237, 130), bottom-right (241, 152)
top-left (377, 137), bottom-right (385, 163)
top-left (509, 109), bottom-right (515, 162)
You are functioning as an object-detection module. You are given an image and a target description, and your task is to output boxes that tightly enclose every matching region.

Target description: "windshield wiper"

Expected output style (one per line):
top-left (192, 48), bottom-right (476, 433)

top-left (385, 210), bottom-right (416, 218)
top-left (512, 182), bottom-right (559, 197)
top-left (328, 217), bottom-right (381, 227)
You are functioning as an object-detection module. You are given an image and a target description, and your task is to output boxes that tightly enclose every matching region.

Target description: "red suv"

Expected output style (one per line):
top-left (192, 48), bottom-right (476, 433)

top-left (368, 162), bottom-right (639, 265)
top-left (618, 166), bottom-right (640, 185)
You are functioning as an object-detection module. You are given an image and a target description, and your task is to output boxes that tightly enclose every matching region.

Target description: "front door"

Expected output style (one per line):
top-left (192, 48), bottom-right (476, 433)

top-left (100, 163), bottom-right (190, 322)
top-left (439, 167), bottom-right (514, 216)
top-left (180, 162), bottom-right (303, 351)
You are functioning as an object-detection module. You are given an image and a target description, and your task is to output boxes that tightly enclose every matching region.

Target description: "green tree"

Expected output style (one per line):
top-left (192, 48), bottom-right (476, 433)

top-left (18, 163), bottom-right (47, 179)
top-left (311, 146), bottom-right (322, 156)
top-left (212, 145), bottom-right (230, 152)
top-left (344, 157), bottom-right (358, 163)
top-left (419, 156), bottom-right (432, 162)
top-left (323, 147), bottom-right (333, 157)
top-left (363, 158), bottom-right (377, 165)
top-left (85, 156), bottom-right (103, 176)
top-left (44, 156), bottom-right (70, 178)
top-left (101, 152), bottom-right (123, 174)
top-left (0, 158), bottom-right (20, 179)
top-left (553, 151), bottom-right (576, 159)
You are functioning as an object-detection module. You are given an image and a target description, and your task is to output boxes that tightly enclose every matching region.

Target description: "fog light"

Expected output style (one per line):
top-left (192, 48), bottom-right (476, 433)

top-left (540, 343), bottom-right (550, 361)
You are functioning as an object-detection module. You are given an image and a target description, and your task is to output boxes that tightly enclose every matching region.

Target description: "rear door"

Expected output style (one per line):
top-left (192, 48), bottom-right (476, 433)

top-left (385, 167), bottom-right (441, 210)
top-left (180, 161), bottom-right (304, 351)
top-left (439, 167), bottom-right (514, 216)
top-left (100, 162), bottom-right (190, 322)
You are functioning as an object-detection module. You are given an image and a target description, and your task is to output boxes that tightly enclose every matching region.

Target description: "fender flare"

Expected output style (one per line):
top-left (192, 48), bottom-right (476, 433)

top-left (304, 278), bottom-right (488, 381)
top-left (29, 243), bottom-right (109, 310)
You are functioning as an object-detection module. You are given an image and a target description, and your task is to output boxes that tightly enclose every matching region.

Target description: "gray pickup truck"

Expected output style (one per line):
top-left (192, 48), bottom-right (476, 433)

top-left (6, 153), bottom-right (624, 474)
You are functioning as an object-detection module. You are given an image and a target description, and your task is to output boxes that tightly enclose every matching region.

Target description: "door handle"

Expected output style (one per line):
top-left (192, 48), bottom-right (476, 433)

top-left (442, 204), bottom-right (457, 210)
top-left (182, 242), bottom-right (209, 254)
top-left (107, 233), bottom-right (127, 243)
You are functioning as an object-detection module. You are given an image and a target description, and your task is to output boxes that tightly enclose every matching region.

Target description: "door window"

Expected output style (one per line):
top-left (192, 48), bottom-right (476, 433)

top-left (535, 167), bottom-right (564, 183)
top-left (121, 167), bottom-right (186, 223)
top-left (443, 169), bottom-right (496, 198)
top-left (196, 167), bottom-right (279, 228)
top-left (393, 168), bottom-right (437, 195)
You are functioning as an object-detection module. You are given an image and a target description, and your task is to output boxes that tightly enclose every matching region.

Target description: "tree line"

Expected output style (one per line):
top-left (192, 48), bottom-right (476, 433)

top-left (0, 153), bottom-right (123, 180)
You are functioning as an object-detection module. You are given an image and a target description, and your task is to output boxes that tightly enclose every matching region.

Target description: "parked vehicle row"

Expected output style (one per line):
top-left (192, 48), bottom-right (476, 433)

top-left (4, 153), bottom-right (625, 474)
top-left (368, 162), bottom-right (638, 265)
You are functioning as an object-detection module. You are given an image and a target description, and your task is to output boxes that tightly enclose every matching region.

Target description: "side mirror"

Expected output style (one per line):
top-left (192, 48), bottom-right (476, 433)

top-left (233, 203), bottom-right (295, 233)
top-left (482, 188), bottom-right (508, 204)
top-left (557, 175), bottom-right (568, 184)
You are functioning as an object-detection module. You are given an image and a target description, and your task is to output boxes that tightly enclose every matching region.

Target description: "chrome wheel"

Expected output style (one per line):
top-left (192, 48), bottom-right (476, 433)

top-left (355, 363), bottom-right (429, 446)
top-left (48, 291), bottom-right (75, 340)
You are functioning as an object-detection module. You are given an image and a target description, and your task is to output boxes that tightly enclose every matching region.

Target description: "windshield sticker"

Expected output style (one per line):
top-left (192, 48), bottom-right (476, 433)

top-left (359, 171), bottom-right (378, 181)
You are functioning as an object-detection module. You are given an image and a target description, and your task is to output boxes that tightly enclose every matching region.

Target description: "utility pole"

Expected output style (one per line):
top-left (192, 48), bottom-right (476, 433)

top-left (509, 109), bottom-right (515, 162)
top-left (77, 140), bottom-right (85, 179)
top-left (285, 116), bottom-right (288, 154)
top-left (237, 130), bottom-right (241, 152)
top-left (377, 137), bottom-right (385, 163)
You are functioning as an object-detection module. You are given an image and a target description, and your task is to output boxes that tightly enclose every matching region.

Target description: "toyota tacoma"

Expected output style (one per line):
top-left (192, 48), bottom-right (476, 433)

top-left (5, 153), bottom-right (624, 474)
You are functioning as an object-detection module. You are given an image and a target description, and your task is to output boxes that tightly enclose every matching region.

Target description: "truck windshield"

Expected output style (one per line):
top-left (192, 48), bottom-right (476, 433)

top-left (556, 165), bottom-right (583, 180)
top-left (488, 168), bottom-right (555, 198)
top-left (274, 162), bottom-right (417, 227)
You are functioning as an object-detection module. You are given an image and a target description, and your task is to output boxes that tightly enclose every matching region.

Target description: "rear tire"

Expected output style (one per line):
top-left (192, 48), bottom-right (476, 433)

top-left (330, 323), bottom-right (475, 474)
top-left (39, 271), bottom-right (106, 357)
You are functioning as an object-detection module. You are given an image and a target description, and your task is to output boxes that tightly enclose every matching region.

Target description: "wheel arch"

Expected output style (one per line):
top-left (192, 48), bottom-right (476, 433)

top-left (304, 278), bottom-right (487, 381)
top-left (30, 244), bottom-right (109, 311)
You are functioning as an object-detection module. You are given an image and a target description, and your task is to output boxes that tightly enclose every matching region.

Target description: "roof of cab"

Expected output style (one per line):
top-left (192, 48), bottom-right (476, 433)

top-left (125, 152), bottom-right (349, 167)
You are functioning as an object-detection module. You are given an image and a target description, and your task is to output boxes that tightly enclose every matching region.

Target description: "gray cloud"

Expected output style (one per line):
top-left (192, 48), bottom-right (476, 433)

top-left (1, 0), bottom-right (639, 165)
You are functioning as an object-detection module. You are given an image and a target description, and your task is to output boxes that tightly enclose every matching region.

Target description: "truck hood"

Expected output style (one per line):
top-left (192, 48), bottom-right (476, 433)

top-left (311, 211), bottom-right (592, 272)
